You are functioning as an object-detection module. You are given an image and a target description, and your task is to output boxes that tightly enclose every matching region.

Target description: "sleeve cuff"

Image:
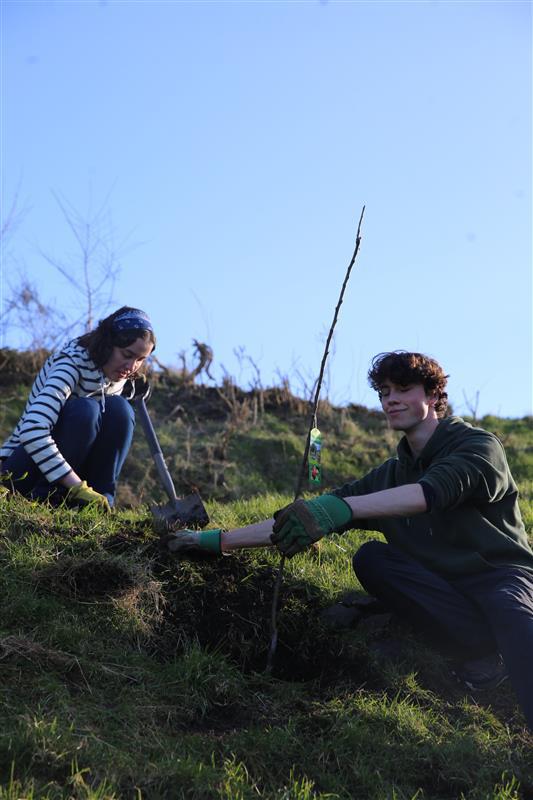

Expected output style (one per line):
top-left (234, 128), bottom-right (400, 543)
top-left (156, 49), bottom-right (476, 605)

top-left (419, 480), bottom-right (435, 512)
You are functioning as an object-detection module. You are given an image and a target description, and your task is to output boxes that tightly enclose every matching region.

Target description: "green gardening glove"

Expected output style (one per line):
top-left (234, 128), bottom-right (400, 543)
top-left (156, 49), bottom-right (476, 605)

top-left (271, 495), bottom-right (352, 558)
top-left (164, 529), bottom-right (222, 556)
top-left (66, 480), bottom-right (111, 512)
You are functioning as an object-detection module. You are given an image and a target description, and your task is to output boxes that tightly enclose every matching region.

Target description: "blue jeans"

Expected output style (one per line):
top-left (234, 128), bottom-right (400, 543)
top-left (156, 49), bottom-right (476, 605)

top-left (1, 396), bottom-right (135, 507)
top-left (353, 540), bottom-right (533, 730)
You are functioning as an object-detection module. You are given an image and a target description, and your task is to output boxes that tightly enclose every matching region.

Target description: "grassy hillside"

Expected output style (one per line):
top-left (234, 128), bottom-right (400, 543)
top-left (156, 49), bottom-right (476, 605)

top-left (2, 349), bottom-right (531, 504)
top-left (1, 351), bottom-right (532, 799)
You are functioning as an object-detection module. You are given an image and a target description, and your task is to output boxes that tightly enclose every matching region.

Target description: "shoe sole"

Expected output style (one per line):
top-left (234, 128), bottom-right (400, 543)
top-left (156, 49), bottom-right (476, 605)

top-left (453, 671), bottom-right (509, 692)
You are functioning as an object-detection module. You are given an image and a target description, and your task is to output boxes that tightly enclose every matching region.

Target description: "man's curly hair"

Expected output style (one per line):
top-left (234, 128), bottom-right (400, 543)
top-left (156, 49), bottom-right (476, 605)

top-left (368, 351), bottom-right (449, 418)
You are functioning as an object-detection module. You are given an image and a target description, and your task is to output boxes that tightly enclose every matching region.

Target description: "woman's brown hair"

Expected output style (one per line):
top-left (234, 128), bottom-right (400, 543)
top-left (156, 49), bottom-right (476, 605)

top-left (77, 306), bottom-right (156, 369)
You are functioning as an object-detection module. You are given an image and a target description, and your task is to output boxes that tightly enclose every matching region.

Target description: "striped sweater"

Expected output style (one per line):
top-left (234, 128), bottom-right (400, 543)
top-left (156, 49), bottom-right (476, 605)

top-left (1, 341), bottom-right (127, 483)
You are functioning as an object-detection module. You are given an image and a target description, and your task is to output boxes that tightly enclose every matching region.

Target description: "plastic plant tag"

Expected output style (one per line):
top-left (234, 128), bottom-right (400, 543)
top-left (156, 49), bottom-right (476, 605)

top-left (308, 427), bottom-right (322, 485)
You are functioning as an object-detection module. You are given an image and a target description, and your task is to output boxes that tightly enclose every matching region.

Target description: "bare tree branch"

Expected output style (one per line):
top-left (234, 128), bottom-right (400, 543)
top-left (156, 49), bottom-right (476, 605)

top-left (40, 189), bottom-right (124, 332)
top-left (2, 187), bottom-right (128, 348)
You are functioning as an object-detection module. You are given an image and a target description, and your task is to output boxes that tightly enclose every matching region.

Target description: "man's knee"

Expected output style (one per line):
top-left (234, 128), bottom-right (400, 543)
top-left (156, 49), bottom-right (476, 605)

top-left (490, 580), bottom-right (533, 625)
top-left (352, 540), bottom-right (389, 584)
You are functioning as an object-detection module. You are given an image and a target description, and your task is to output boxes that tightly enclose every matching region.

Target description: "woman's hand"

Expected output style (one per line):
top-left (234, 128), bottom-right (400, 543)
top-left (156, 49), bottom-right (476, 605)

top-left (66, 480), bottom-right (111, 512)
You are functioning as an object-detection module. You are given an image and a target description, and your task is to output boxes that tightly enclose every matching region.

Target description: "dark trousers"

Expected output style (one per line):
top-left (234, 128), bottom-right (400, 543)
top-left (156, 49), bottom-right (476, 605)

top-left (2, 396), bottom-right (135, 507)
top-left (353, 540), bottom-right (533, 730)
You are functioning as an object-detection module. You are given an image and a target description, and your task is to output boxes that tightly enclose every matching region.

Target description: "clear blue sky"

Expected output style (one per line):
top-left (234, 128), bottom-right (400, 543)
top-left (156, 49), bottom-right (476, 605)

top-left (1, 0), bottom-right (531, 418)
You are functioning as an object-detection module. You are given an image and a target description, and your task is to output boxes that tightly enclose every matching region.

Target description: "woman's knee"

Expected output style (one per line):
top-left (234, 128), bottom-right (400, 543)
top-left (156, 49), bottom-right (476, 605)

top-left (59, 397), bottom-right (101, 431)
top-left (102, 396), bottom-right (135, 431)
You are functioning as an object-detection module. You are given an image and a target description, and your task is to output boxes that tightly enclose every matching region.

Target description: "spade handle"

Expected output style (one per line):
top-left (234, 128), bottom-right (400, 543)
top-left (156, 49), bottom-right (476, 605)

top-left (134, 397), bottom-right (178, 502)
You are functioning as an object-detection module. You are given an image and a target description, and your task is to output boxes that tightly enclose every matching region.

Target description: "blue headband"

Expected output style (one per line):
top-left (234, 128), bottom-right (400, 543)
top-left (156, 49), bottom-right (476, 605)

top-left (112, 309), bottom-right (153, 334)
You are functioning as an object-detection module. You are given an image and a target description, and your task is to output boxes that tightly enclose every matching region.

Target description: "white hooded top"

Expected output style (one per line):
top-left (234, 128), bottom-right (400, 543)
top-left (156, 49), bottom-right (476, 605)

top-left (0, 340), bottom-right (127, 482)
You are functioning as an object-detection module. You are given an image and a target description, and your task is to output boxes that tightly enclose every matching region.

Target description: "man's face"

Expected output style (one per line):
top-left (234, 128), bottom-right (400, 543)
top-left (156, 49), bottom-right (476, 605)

top-left (102, 337), bottom-right (153, 382)
top-left (378, 380), bottom-right (437, 432)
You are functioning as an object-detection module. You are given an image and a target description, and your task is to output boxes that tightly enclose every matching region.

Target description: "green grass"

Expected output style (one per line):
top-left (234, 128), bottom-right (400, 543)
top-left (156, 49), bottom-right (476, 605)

top-left (0, 490), bottom-right (532, 799)
top-left (1, 359), bottom-right (532, 797)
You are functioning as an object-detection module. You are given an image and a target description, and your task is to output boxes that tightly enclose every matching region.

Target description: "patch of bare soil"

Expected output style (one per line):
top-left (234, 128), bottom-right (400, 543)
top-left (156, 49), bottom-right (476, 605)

top-left (146, 552), bottom-right (374, 687)
top-left (142, 552), bottom-right (532, 738)
top-left (32, 539), bottom-right (533, 737)
top-left (34, 555), bottom-right (136, 599)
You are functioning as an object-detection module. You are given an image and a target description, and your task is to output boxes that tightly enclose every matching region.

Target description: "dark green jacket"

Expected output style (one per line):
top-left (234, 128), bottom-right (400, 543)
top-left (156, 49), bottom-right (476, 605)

top-left (332, 416), bottom-right (533, 577)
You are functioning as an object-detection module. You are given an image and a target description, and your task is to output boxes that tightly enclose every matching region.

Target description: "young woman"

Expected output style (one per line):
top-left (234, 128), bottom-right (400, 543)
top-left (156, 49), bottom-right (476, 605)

top-left (1, 306), bottom-right (155, 510)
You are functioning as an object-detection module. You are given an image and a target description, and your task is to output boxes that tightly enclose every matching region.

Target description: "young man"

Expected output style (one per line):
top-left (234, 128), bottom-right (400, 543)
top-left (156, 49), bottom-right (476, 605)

top-left (167, 351), bottom-right (533, 731)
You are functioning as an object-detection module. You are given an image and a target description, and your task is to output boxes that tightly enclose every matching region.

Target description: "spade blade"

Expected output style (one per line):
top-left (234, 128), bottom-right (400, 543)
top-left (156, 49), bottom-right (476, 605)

top-left (150, 492), bottom-right (209, 533)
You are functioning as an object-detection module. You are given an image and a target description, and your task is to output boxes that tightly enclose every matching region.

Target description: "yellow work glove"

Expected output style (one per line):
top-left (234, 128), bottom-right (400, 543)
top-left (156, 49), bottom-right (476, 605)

top-left (66, 480), bottom-right (111, 512)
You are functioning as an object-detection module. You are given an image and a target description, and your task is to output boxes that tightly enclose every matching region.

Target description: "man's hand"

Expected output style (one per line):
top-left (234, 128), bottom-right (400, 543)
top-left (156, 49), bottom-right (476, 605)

top-left (122, 374), bottom-right (152, 402)
top-left (164, 529), bottom-right (222, 556)
top-left (271, 495), bottom-right (352, 557)
top-left (66, 481), bottom-right (111, 512)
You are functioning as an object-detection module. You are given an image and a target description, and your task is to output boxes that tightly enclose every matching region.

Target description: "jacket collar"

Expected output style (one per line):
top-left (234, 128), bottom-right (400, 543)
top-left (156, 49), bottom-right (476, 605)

top-left (397, 416), bottom-right (469, 467)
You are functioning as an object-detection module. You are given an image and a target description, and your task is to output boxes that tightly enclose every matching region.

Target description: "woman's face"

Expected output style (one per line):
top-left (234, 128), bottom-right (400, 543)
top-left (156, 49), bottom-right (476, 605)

top-left (102, 337), bottom-right (154, 381)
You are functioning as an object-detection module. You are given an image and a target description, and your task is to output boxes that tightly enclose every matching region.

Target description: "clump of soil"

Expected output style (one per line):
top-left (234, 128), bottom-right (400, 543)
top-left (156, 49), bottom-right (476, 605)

top-left (34, 555), bottom-right (136, 599)
top-left (150, 552), bottom-right (373, 686)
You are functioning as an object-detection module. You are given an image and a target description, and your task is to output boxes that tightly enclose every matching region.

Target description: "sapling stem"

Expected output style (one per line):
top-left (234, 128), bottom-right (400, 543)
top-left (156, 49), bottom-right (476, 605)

top-left (266, 205), bottom-right (366, 673)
